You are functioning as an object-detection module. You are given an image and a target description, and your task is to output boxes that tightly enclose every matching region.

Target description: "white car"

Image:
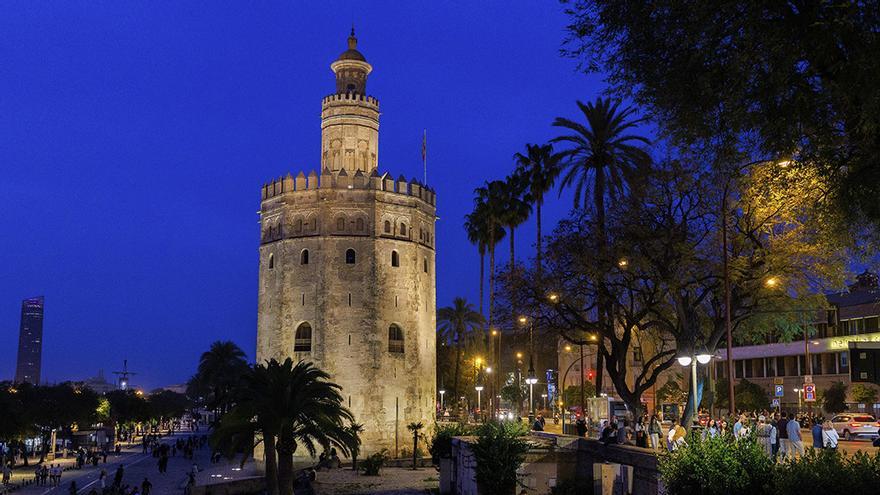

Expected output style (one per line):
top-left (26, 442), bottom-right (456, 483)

top-left (830, 413), bottom-right (880, 441)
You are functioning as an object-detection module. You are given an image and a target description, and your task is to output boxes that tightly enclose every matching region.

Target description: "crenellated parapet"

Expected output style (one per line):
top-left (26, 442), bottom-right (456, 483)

top-left (321, 93), bottom-right (380, 108)
top-left (260, 167), bottom-right (436, 207)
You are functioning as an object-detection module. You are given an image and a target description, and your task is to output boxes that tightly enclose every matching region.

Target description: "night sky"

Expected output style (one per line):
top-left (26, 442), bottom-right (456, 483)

top-left (1, 1), bottom-right (607, 390)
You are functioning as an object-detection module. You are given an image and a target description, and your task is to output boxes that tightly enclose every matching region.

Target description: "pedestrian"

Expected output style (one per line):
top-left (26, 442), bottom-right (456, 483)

top-left (777, 412), bottom-right (790, 458)
top-left (787, 414), bottom-right (804, 457)
top-left (756, 416), bottom-right (772, 455)
top-left (821, 421), bottom-right (839, 450)
top-left (114, 465), bottom-right (124, 487)
top-left (669, 419), bottom-right (687, 451)
top-left (532, 416), bottom-right (544, 431)
top-left (99, 468), bottom-right (107, 489)
top-left (68, 480), bottom-right (78, 495)
top-left (648, 415), bottom-right (661, 450)
top-left (2, 463), bottom-right (10, 486)
top-left (575, 416), bottom-right (587, 438)
top-left (811, 419), bottom-right (824, 449)
top-left (141, 477), bottom-right (152, 495)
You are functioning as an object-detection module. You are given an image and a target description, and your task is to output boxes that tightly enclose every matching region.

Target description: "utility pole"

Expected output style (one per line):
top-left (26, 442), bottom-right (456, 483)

top-left (722, 185), bottom-right (736, 414)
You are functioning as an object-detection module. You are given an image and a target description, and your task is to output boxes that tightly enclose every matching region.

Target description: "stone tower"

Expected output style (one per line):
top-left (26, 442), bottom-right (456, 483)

top-left (256, 30), bottom-right (437, 457)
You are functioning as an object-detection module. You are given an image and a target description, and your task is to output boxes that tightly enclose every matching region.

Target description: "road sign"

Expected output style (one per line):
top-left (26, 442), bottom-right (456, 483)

top-left (771, 398), bottom-right (780, 407)
top-left (774, 384), bottom-right (785, 397)
top-left (774, 377), bottom-right (784, 385)
top-left (804, 383), bottom-right (816, 402)
top-left (804, 375), bottom-right (813, 384)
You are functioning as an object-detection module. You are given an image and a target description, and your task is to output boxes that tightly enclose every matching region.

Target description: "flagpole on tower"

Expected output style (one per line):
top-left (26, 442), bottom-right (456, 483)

top-left (422, 128), bottom-right (427, 185)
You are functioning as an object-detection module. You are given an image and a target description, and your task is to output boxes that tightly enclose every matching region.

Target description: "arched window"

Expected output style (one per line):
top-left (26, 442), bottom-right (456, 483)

top-left (301, 249), bottom-right (309, 265)
top-left (295, 218), bottom-right (303, 233)
top-left (345, 249), bottom-right (356, 264)
top-left (388, 324), bottom-right (404, 353)
top-left (337, 217), bottom-right (346, 231)
top-left (391, 250), bottom-right (400, 267)
top-left (294, 322), bottom-right (312, 352)
top-left (384, 220), bottom-right (391, 234)
top-left (400, 223), bottom-right (407, 236)
top-left (356, 218), bottom-right (365, 231)
top-left (268, 253), bottom-right (275, 269)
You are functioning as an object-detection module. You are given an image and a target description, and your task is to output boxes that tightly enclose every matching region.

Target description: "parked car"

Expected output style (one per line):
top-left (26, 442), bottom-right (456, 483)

top-left (830, 413), bottom-right (880, 441)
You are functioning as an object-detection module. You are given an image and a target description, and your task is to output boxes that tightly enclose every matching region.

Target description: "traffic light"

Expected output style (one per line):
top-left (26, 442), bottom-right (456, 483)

top-left (587, 369), bottom-right (595, 380)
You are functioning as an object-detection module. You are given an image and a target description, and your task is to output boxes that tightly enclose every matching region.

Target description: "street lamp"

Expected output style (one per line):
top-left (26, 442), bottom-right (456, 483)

top-left (439, 389), bottom-right (445, 410)
top-left (475, 383), bottom-right (484, 418)
top-left (793, 388), bottom-right (802, 412)
top-left (520, 315), bottom-right (539, 423)
top-left (678, 346), bottom-right (714, 422)
top-left (541, 393), bottom-right (547, 411)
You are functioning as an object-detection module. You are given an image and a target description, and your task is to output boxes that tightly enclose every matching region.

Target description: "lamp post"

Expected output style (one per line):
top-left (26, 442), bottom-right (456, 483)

top-left (793, 388), bottom-right (802, 413)
top-left (541, 393), bottom-right (547, 411)
top-left (439, 389), bottom-right (445, 410)
top-left (475, 384), bottom-right (483, 420)
top-left (678, 347), bottom-right (714, 424)
top-left (520, 315), bottom-right (539, 424)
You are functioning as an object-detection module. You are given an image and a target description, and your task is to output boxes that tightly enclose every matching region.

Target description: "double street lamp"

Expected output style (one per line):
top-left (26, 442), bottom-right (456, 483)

top-left (677, 347), bottom-right (714, 422)
top-left (520, 315), bottom-right (539, 424)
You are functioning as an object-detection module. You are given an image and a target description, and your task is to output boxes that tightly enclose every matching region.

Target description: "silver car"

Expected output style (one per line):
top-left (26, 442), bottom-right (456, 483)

top-left (830, 413), bottom-right (880, 441)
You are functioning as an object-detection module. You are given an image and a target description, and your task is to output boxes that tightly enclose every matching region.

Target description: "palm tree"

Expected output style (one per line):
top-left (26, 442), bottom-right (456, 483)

top-left (406, 421), bottom-right (424, 470)
top-left (473, 181), bottom-right (508, 334)
top-left (465, 209), bottom-right (505, 320)
top-left (346, 422), bottom-right (365, 471)
top-left (211, 358), bottom-right (354, 495)
top-left (438, 298), bottom-right (485, 407)
top-left (194, 341), bottom-right (249, 415)
top-left (552, 97), bottom-right (651, 396)
top-left (514, 143), bottom-right (561, 277)
top-left (499, 174), bottom-right (532, 270)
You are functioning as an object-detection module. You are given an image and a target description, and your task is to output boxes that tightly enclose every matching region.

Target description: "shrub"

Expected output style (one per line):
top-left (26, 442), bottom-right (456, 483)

top-left (359, 449), bottom-right (389, 476)
top-left (470, 421), bottom-right (531, 495)
top-left (775, 448), bottom-right (880, 495)
top-left (428, 422), bottom-right (474, 464)
top-left (658, 434), bottom-right (774, 495)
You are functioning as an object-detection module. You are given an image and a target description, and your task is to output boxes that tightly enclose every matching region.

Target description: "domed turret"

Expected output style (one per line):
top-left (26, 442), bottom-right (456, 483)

top-left (331, 28), bottom-right (372, 94)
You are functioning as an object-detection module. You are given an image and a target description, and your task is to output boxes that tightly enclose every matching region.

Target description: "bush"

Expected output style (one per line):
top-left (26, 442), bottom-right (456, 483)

top-left (659, 434), bottom-right (774, 495)
top-left (428, 423), bottom-right (474, 464)
top-left (775, 448), bottom-right (880, 495)
top-left (359, 449), bottom-right (389, 476)
top-left (470, 421), bottom-right (531, 495)
top-left (659, 434), bottom-right (880, 495)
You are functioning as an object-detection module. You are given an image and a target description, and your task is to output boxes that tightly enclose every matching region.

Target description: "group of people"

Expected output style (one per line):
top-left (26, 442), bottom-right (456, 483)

top-left (32, 463), bottom-right (67, 486)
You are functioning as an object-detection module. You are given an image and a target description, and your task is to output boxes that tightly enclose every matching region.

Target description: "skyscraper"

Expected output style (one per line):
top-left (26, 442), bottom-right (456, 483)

top-left (15, 296), bottom-right (44, 385)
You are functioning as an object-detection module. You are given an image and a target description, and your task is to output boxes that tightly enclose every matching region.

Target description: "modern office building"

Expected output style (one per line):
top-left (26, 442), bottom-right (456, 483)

top-left (717, 271), bottom-right (880, 413)
top-left (15, 296), bottom-right (45, 385)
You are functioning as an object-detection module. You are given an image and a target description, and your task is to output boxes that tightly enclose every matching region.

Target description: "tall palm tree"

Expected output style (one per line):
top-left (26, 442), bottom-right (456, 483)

top-left (552, 97), bottom-right (651, 396)
top-left (473, 181), bottom-right (508, 335)
top-left (514, 143), bottom-right (561, 277)
top-left (499, 173), bottom-right (532, 270)
top-left (465, 209), bottom-right (506, 319)
top-left (211, 359), bottom-right (354, 495)
top-left (438, 297), bottom-right (485, 406)
top-left (194, 341), bottom-right (249, 415)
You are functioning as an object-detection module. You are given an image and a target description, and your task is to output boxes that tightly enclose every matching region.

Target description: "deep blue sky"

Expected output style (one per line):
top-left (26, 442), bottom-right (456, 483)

top-left (1, 1), bottom-right (605, 389)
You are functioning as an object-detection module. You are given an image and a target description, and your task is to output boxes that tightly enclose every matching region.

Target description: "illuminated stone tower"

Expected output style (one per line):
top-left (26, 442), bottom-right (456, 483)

top-left (256, 30), bottom-right (437, 456)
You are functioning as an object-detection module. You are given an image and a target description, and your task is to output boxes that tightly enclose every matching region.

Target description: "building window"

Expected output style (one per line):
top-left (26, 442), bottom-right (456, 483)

top-left (301, 249), bottom-right (309, 265)
top-left (268, 253), bottom-right (275, 269)
top-left (400, 223), bottom-right (407, 236)
top-left (337, 217), bottom-right (346, 231)
top-left (294, 322), bottom-right (312, 352)
top-left (388, 324), bottom-right (404, 353)
top-left (356, 218), bottom-right (365, 231)
top-left (735, 360), bottom-right (744, 379)
top-left (384, 220), bottom-right (391, 234)
top-left (778, 356), bottom-right (788, 376)
top-left (345, 249), bottom-right (356, 264)
top-left (391, 250), bottom-right (399, 267)
top-left (839, 351), bottom-right (849, 372)
top-left (295, 218), bottom-right (303, 233)
top-left (423, 257), bottom-right (428, 273)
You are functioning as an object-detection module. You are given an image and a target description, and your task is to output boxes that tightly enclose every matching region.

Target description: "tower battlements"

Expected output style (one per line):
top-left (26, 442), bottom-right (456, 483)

top-left (321, 93), bottom-right (380, 108)
top-left (261, 168), bottom-right (436, 207)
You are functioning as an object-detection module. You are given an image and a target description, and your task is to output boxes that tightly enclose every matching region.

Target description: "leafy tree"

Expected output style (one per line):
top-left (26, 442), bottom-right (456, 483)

top-left (562, 383), bottom-right (596, 410)
top-left (514, 143), bottom-right (561, 277)
top-left (822, 382), bottom-right (848, 415)
top-left (211, 359), bottom-right (354, 495)
top-left (562, 1), bottom-right (880, 229)
top-left (429, 423), bottom-right (474, 464)
top-left (471, 180), bottom-right (510, 334)
top-left (147, 390), bottom-right (191, 423)
top-left (465, 200), bottom-right (506, 320)
top-left (655, 375), bottom-right (688, 405)
top-left (712, 378), bottom-right (770, 413)
top-left (501, 382), bottom-right (526, 411)
top-left (850, 383), bottom-right (879, 406)
top-left (437, 297), bottom-right (485, 407)
top-left (346, 422), bottom-right (364, 471)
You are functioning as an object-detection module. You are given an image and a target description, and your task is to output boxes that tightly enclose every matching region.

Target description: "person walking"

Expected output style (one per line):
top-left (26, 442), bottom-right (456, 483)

top-left (68, 480), bottom-right (78, 495)
top-left (768, 418), bottom-right (778, 460)
top-left (821, 421), bottom-right (839, 450)
top-left (777, 412), bottom-right (790, 459)
top-left (141, 477), bottom-right (152, 495)
top-left (787, 415), bottom-right (804, 458)
top-left (575, 416), bottom-right (587, 438)
top-left (113, 465), bottom-right (124, 487)
top-left (99, 468), bottom-right (107, 489)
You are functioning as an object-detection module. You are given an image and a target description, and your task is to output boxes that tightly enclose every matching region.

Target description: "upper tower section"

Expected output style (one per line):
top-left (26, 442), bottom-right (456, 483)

top-left (321, 28), bottom-right (380, 174)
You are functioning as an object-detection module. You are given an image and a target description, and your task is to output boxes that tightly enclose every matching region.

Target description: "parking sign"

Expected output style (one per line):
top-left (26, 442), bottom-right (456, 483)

top-left (774, 384), bottom-right (784, 397)
top-left (771, 398), bottom-right (780, 407)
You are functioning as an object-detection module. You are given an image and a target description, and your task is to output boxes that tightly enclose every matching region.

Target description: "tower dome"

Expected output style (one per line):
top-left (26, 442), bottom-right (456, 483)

top-left (337, 28), bottom-right (367, 62)
top-left (331, 28), bottom-right (372, 94)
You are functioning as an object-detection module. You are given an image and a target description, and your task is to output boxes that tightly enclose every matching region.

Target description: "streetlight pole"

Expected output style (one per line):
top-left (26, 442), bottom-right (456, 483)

top-left (679, 348), bottom-right (713, 427)
top-left (439, 390), bottom-right (445, 410)
top-left (722, 183), bottom-right (736, 415)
